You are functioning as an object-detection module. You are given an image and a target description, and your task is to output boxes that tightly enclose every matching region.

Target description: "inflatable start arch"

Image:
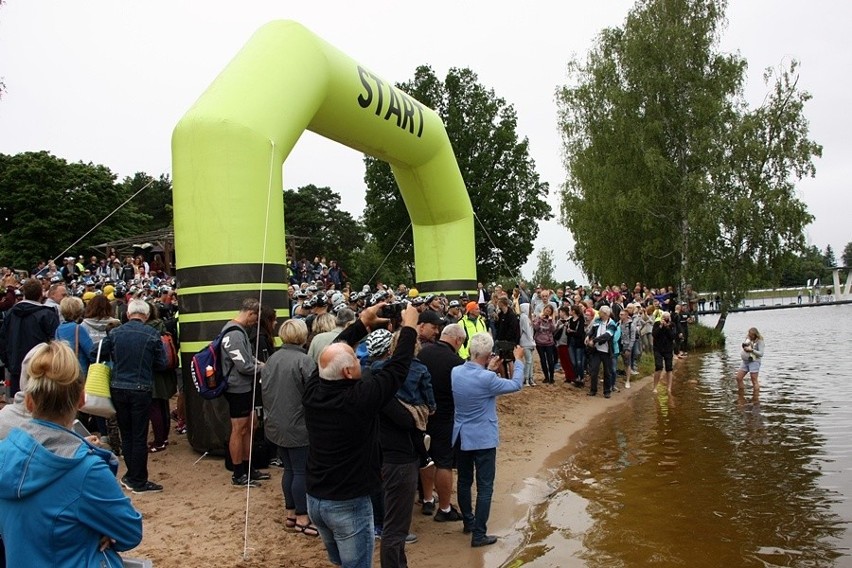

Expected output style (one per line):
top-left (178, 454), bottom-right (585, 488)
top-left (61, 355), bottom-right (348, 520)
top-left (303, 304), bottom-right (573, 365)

top-left (172, 21), bottom-right (476, 453)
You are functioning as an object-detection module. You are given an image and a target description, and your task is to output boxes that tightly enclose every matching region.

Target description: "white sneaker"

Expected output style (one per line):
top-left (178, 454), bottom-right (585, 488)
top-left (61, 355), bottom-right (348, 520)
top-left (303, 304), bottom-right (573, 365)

top-left (625, 381), bottom-right (631, 389)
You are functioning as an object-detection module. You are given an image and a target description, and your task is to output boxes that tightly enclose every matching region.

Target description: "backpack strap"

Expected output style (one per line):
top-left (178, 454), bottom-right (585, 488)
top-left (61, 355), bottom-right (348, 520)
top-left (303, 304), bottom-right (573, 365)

top-left (220, 324), bottom-right (249, 375)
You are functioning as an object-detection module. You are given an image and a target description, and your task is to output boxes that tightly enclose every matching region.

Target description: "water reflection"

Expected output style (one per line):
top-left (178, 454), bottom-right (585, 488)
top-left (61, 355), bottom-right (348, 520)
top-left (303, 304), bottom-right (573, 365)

top-left (505, 307), bottom-right (851, 567)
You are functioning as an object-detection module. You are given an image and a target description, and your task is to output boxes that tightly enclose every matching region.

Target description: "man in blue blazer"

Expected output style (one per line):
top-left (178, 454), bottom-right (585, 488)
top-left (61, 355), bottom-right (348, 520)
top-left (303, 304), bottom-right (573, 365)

top-left (451, 332), bottom-right (524, 547)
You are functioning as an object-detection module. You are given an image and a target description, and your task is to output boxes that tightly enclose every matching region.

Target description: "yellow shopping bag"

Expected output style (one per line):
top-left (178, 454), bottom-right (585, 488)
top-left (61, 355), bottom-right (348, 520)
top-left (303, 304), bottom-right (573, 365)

top-left (81, 340), bottom-right (115, 418)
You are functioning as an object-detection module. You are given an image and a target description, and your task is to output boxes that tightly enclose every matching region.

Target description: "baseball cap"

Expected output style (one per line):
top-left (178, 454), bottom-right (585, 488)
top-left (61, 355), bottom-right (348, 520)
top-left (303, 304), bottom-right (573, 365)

top-left (418, 310), bottom-right (445, 326)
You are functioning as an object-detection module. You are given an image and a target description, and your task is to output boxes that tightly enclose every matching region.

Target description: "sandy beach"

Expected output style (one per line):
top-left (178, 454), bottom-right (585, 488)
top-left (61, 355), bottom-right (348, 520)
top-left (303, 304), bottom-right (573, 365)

top-left (125, 367), bottom-right (649, 568)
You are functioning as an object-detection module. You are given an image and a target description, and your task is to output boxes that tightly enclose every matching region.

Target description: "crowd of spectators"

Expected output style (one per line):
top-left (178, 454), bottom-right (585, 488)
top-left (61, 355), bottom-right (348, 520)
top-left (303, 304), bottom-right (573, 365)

top-left (1, 247), bottom-right (701, 566)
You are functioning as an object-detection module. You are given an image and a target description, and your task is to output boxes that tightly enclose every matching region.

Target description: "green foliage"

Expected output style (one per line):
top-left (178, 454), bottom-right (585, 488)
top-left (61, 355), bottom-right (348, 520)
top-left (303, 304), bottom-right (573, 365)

top-left (843, 242), bottom-right (852, 268)
top-left (363, 65), bottom-right (551, 284)
top-left (283, 184), bottom-right (366, 279)
top-left (823, 244), bottom-right (836, 267)
top-left (346, 236), bottom-right (413, 291)
top-left (0, 151), bottom-right (151, 268)
top-left (776, 245), bottom-right (827, 286)
top-left (118, 172), bottom-right (173, 233)
top-left (557, 0), bottom-right (820, 330)
top-left (687, 321), bottom-right (726, 350)
top-left (530, 248), bottom-right (558, 290)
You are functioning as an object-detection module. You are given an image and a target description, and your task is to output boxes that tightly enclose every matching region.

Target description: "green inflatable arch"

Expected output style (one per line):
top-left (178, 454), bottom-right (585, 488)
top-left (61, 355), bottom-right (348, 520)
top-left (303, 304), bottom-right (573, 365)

top-left (172, 21), bottom-right (475, 452)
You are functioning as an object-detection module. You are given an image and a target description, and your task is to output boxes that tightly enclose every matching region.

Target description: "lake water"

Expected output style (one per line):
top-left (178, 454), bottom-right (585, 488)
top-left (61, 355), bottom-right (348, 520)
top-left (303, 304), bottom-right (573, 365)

top-left (505, 305), bottom-right (852, 567)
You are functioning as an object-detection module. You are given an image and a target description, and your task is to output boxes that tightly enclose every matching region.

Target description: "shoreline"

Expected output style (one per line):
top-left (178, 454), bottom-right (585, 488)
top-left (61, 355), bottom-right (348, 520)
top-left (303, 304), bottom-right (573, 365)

top-left (125, 368), bottom-right (650, 567)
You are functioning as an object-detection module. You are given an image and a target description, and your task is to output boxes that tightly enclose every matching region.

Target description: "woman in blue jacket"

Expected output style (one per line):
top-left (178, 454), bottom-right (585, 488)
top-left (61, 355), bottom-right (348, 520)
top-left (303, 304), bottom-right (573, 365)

top-left (54, 296), bottom-right (96, 376)
top-left (0, 341), bottom-right (143, 568)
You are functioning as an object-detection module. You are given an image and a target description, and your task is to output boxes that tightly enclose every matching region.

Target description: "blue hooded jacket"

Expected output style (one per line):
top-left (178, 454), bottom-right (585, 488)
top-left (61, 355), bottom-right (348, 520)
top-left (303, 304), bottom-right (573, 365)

top-left (0, 419), bottom-right (143, 567)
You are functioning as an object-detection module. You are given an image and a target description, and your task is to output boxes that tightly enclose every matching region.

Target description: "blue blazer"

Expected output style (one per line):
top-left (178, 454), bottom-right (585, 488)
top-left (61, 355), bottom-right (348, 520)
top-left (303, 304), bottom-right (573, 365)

top-left (451, 360), bottom-right (523, 451)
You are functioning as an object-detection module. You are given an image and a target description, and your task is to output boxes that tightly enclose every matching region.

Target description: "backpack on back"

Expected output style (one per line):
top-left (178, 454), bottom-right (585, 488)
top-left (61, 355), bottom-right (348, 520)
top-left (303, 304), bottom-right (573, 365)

top-left (161, 331), bottom-right (179, 370)
top-left (190, 325), bottom-right (243, 400)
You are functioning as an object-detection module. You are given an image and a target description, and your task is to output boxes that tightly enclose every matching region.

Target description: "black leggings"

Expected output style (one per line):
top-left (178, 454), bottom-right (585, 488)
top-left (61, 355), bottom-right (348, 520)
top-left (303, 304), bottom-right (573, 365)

top-left (536, 345), bottom-right (556, 381)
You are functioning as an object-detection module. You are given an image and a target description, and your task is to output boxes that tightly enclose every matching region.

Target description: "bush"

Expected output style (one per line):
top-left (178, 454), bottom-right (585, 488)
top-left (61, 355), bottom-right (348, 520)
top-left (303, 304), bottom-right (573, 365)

top-left (688, 322), bottom-right (725, 350)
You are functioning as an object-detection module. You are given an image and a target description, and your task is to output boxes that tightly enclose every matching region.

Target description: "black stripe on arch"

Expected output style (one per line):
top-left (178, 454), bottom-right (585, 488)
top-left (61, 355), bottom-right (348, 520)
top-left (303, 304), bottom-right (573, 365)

top-left (416, 279), bottom-right (478, 294)
top-left (176, 263), bottom-right (287, 289)
top-left (179, 290), bottom-right (288, 314)
top-left (180, 315), bottom-right (289, 345)
top-left (180, 319), bottom-right (233, 344)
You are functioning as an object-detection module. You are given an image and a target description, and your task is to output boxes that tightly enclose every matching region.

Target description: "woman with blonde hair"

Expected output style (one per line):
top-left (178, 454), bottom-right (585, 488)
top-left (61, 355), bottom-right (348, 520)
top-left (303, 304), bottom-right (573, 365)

top-left (735, 327), bottom-right (765, 396)
top-left (261, 319), bottom-right (318, 536)
top-left (0, 341), bottom-right (142, 567)
top-left (55, 296), bottom-right (96, 376)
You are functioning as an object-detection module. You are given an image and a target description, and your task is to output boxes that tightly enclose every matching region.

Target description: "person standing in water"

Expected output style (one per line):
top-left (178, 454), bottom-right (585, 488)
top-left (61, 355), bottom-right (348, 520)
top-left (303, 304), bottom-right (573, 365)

top-left (735, 327), bottom-right (764, 397)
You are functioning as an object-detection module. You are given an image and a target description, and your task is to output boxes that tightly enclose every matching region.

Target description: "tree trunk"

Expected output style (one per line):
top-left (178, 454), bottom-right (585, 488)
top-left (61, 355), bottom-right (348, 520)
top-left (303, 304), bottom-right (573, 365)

top-left (680, 217), bottom-right (689, 300)
top-left (715, 303), bottom-right (728, 332)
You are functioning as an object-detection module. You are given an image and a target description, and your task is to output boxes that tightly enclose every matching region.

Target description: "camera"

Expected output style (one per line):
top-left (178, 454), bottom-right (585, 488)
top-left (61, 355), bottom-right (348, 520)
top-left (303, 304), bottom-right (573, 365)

top-left (492, 340), bottom-right (515, 362)
top-left (379, 300), bottom-right (409, 320)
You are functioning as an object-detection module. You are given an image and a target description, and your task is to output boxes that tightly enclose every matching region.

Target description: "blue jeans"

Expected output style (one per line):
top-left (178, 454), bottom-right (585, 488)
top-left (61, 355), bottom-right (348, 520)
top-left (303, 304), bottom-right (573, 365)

top-left (111, 388), bottom-right (152, 486)
top-left (523, 347), bottom-right (534, 381)
top-left (307, 494), bottom-right (374, 568)
top-left (456, 446), bottom-right (497, 541)
top-left (278, 445), bottom-right (308, 515)
top-left (631, 340), bottom-right (641, 371)
top-left (570, 343), bottom-right (585, 382)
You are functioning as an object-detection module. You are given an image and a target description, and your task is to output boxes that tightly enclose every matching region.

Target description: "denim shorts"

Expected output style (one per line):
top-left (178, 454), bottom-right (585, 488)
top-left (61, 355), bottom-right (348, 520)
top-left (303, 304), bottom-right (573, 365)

top-left (739, 359), bottom-right (761, 374)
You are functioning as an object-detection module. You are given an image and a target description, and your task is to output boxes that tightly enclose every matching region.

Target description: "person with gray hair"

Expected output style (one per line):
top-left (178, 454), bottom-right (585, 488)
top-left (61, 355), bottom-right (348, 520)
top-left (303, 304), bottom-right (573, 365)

top-left (307, 307), bottom-right (356, 363)
top-left (99, 298), bottom-right (168, 493)
top-left (303, 302), bottom-right (419, 568)
top-left (585, 305), bottom-right (618, 398)
top-left (451, 332), bottom-right (525, 547)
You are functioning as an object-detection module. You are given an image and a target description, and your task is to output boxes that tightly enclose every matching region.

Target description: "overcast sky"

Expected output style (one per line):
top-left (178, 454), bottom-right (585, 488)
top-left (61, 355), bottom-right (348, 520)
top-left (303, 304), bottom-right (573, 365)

top-left (1, 1), bottom-right (849, 283)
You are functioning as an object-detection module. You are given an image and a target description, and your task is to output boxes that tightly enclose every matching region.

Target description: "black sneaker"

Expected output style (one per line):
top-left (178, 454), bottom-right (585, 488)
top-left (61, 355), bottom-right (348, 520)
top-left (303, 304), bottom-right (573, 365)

top-left (421, 500), bottom-right (435, 516)
top-left (250, 469), bottom-right (271, 481)
top-left (119, 475), bottom-right (133, 490)
top-left (232, 474), bottom-right (260, 488)
top-left (471, 535), bottom-right (498, 547)
top-left (131, 481), bottom-right (163, 494)
top-left (434, 505), bottom-right (463, 522)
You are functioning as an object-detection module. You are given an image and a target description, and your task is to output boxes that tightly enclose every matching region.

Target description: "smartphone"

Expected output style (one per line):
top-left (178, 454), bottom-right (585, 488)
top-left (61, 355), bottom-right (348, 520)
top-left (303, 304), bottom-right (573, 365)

top-left (72, 419), bottom-right (91, 438)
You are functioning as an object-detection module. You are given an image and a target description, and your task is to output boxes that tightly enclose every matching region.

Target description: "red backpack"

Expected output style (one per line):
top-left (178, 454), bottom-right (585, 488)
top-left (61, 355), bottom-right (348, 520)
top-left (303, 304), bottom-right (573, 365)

top-left (161, 332), bottom-right (179, 370)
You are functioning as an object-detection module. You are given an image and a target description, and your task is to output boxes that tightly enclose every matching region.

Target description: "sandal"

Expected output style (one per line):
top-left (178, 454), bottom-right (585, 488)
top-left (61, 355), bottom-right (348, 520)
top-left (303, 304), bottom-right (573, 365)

top-left (284, 517), bottom-right (297, 529)
top-left (295, 522), bottom-right (319, 537)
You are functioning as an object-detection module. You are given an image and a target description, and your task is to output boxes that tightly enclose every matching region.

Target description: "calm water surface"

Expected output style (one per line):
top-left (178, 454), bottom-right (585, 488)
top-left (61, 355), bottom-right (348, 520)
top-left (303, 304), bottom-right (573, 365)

top-left (507, 305), bottom-right (852, 567)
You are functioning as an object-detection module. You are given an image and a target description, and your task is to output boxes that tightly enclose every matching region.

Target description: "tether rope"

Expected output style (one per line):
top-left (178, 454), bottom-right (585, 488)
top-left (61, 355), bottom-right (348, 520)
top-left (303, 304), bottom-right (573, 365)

top-left (242, 140), bottom-right (277, 560)
top-left (51, 178), bottom-right (156, 263)
top-left (472, 210), bottom-right (522, 284)
top-left (366, 222), bottom-right (412, 286)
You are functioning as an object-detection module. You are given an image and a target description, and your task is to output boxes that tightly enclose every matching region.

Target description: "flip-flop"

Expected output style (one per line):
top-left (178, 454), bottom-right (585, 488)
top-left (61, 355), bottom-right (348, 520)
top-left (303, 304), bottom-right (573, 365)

top-left (295, 522), bottom-right (319, 537)
top-left (284, 517), bottom-right (297, 529)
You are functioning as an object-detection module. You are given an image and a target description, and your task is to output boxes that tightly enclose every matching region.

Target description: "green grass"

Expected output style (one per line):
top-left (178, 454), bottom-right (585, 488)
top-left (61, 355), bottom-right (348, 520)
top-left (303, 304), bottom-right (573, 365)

top-left (628, 322), bottom-right (725, 378)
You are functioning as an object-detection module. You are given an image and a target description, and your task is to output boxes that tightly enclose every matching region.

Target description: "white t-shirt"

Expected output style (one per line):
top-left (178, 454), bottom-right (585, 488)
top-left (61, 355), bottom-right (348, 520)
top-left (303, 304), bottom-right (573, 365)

top-left (595, 319), bottom-right (610, 353)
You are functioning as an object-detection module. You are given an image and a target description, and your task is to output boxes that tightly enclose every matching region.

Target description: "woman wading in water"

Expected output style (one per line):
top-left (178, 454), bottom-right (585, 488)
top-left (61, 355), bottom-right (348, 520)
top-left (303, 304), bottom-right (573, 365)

top-left (735, 327), bottom-right (764, 397)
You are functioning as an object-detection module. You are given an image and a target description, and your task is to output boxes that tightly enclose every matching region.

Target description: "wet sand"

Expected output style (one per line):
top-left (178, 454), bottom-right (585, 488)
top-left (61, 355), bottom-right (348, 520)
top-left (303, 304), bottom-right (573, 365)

top-left (126, 368), bottom-right (649, 567)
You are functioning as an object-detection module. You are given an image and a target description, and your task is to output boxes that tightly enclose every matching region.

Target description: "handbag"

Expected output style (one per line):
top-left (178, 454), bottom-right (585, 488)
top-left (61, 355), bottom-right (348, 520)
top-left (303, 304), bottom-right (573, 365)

top-left (81, 340), bottom-right (116, 418)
